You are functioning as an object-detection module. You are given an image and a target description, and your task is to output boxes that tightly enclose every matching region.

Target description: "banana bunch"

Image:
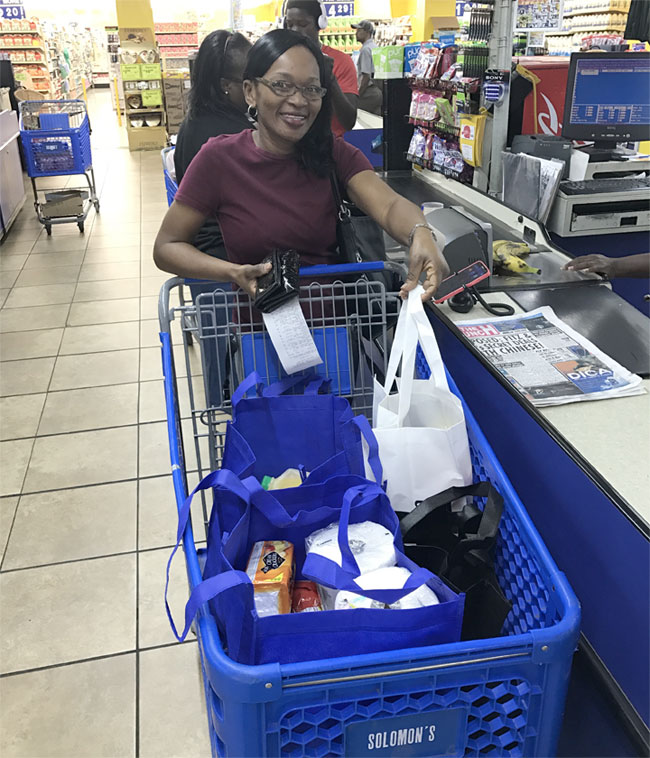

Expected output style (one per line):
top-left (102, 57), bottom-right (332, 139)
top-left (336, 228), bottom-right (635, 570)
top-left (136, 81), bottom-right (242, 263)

top-left (493, 240), bottom-right (541, 276)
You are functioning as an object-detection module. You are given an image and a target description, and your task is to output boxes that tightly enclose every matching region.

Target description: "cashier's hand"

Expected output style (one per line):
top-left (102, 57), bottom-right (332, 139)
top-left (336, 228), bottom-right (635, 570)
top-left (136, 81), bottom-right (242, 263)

top-left (564, 254), bottom-right (617, 278)
top-left (233, 261), bottom-right (272, 299)
top-left (402, 231), bottom-right (450, 302)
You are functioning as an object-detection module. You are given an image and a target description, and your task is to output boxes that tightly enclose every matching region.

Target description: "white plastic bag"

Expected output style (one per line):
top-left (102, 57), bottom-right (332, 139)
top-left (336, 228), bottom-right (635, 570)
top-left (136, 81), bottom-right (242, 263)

top-left (372, 286), bottom-right (472, 511)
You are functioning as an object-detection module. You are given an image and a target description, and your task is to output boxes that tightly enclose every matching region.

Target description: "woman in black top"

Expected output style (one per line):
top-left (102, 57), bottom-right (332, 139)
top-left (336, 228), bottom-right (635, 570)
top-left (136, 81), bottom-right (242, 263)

top-left (174, 30), bottom-right (252, 257)
top-left (173, 30), bottom-right (252, 406)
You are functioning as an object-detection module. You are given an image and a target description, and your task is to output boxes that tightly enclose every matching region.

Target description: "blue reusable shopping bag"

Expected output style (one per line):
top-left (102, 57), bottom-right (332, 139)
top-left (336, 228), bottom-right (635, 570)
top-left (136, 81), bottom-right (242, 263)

top-left (221, 371), bottom-right (383, 487)
top-left (166, 468), bottom-right (464, 666)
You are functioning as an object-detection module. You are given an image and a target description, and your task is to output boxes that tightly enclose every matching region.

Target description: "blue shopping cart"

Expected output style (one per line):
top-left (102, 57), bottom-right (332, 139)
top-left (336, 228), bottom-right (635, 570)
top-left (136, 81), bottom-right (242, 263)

top-left (19, 99), bottom-right (99, 234)
top-left (158, 264), bottom-right (581, 757)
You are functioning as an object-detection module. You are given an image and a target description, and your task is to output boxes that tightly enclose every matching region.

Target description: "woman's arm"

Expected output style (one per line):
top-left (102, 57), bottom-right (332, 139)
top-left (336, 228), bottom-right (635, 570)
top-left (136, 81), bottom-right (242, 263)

top-left (153, 201), bottom-right (270, 296)
top-left (564, 253), bottom-right (650, 279)
top-left (346, 170), bottom-right (450, 300)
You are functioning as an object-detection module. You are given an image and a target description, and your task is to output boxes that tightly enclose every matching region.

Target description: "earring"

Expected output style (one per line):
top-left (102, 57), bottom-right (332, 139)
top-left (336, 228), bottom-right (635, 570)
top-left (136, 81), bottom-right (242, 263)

top-left (224, 89), bottom-right (229, 95)
top-left (247, 105), bottom-right (258, 120)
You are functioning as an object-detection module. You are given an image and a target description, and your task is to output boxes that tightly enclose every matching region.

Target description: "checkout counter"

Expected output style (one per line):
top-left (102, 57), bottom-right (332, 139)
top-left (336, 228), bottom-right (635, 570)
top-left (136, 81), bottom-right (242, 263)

top-left (378, 167), bottom-right (649, 755)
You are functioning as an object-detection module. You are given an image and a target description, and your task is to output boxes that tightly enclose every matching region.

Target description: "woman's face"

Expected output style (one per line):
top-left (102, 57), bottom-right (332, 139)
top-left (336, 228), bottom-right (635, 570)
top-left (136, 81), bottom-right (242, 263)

top-left (245, 45), bottom-right (323, 149)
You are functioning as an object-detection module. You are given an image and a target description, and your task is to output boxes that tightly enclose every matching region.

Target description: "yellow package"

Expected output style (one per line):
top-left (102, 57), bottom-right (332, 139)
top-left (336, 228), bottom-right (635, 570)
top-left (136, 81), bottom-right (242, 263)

top-left (459, 113), bottom-right (487, 168)
top-left (246, 540), bottom-right (294, 617)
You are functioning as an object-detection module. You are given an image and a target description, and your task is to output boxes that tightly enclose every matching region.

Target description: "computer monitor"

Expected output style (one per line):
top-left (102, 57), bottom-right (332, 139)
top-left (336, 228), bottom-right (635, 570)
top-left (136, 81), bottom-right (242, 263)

top-left (562, 52), bottom-right (650, 161)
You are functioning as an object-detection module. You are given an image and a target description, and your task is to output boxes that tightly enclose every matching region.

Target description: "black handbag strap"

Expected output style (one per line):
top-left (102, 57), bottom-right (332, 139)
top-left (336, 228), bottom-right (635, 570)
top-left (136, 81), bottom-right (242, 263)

top-left (330, 169), bottom-right (354, 222)
top-left (400, 482), bottom-right (504, 548)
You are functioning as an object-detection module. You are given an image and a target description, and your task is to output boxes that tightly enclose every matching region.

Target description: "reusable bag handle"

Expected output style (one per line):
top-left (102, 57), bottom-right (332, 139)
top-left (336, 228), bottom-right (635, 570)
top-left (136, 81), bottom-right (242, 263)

top-left (231, 371), bottom-right (327, 407)
top-left (165, 468), bottom-right (252, 641)
top-left (350, 414), bottom-right (383, 486)
top-left (400, 481), bottom-right (504, 563)
top-left (382, 288), bottom-right (450, 425)
top-left (302, 487), bottom-right (436, 605)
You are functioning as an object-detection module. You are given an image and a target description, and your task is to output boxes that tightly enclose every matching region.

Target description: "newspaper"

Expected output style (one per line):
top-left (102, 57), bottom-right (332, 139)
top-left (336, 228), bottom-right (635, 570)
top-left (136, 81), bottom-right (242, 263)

top-left (456, 306), bottom-right (646, 406)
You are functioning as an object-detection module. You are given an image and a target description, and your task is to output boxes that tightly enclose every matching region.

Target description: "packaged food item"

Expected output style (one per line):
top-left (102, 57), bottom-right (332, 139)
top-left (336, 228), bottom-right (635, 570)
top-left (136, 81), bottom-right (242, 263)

top-left (268, 468), bottom-right (304, 490)
top-left (291, 581), bottom-right (323, 613)
top-left (416, 92), bottom-right (431, 121)
top-left (423, 132), bottom-right (435, 162)
top-left (409, 90), bottom-right (421, 119)
top-left (334, 567), bottom-right (440, 611)
top-left (246, 540), bottom-right (294, 617)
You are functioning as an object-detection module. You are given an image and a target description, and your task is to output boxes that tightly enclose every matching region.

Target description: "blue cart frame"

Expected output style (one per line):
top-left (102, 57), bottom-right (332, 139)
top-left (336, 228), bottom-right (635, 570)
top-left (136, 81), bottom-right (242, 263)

top-left (158, 267), bottom-right (580, 757)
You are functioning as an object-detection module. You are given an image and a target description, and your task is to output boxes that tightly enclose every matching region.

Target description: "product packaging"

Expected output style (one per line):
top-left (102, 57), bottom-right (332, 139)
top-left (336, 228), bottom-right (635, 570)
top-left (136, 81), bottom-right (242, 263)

top-left (334, 567), bottom-right (440, 611)
top-left (291, 581), bottom-right (323, 613)
top-left (305, 521), bottom-right (396, 609)
top-left (245, 540), bottom-right (294, 617)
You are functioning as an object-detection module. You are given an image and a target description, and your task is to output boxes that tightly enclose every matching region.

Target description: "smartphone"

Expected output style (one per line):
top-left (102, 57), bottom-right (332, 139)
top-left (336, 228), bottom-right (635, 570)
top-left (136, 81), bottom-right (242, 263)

top-left (434, 260), bottom-right (490, 303)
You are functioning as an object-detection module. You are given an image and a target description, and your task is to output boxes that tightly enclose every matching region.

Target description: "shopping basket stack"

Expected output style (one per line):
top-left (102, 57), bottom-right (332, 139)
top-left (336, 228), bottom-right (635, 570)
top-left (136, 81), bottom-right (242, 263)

top-left (158, 268), bottom-right (580, 758)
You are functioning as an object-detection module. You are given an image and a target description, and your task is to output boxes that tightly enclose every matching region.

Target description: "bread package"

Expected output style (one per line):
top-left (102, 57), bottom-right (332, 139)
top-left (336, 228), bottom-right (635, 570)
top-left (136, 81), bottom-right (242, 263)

top-left (245, 540), bottom-right (294, 617)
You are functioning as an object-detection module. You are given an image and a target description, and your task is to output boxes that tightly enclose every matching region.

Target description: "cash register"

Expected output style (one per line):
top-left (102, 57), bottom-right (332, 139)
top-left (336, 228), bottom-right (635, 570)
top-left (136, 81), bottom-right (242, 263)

top-left (547, 51), bottom-right (650, 238)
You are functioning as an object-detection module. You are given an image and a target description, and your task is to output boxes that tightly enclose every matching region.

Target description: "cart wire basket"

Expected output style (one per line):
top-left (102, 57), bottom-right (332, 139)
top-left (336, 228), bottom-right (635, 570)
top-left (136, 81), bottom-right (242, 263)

top-left (18, 99), bottom-right (99, 234)
top-left (158, 265), bottom-right (581, 758)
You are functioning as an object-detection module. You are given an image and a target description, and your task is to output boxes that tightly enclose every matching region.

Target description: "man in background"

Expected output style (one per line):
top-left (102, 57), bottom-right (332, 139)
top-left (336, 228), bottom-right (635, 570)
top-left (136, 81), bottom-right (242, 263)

top-left (352, 20), bottom-right (383, 115)
top-left (284, 0), bottom-right (358, 136)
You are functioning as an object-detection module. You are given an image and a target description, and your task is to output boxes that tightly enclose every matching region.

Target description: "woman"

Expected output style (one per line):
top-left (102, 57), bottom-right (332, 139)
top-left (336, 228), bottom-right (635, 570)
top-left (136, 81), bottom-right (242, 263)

top-left (173, 30), bottom-right (251, 405)
top-left (154, 29), bottom-right (448, 302)
top-left (174, 29), bottom-right (252, 264)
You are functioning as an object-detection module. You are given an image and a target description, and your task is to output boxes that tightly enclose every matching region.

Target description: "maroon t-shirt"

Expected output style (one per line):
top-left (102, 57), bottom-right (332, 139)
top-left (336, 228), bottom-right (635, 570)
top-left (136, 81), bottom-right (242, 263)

top-left (174, 129), bottom-right (372, 266)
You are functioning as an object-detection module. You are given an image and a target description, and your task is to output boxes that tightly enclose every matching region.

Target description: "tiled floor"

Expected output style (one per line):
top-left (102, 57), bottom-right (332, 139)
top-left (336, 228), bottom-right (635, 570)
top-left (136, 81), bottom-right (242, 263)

top-left (0, 90), bottom-right (212, 756)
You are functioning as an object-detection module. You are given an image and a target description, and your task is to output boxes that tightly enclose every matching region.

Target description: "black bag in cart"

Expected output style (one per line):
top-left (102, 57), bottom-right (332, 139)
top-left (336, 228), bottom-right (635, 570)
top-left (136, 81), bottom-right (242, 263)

top-left (399, 481), bottom-right (513, 641)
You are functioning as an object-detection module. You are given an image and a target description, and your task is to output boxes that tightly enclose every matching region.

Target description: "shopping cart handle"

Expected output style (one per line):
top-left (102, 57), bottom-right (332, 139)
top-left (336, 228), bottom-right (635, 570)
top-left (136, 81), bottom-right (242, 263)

top-left (299, 261), bottom-right (388, 277)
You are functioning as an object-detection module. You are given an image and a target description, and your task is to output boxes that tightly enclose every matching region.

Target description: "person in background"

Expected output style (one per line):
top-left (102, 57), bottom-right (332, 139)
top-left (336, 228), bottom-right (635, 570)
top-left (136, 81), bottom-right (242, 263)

top-left (173, 30), bottom-right (252, 405)
top-left (352, 20), bottom-right (382, 116)
top-left (154, 30), bottom-right (448, 303)
top-left (564, 253), bottom-right (650, 278)
top-left (284, 0), bottom-right (358, 136)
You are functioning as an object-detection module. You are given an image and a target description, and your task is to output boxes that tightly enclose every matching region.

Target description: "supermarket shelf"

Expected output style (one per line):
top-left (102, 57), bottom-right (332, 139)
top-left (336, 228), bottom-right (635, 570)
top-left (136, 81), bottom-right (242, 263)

top-left (0, 45), bottom-right (46, 51)
top-left (407, 116), bottom-right (460, 137)
top-left (126, 107), bottom-right (164, 114)
top-left (545, 26), bottom-right (625, 34)
top-left (563, 7), bottom-right (629, 16)
top-left (410, 77), bottom-right (480, 94)
top-left (11, 61), bottom-right (48, 66)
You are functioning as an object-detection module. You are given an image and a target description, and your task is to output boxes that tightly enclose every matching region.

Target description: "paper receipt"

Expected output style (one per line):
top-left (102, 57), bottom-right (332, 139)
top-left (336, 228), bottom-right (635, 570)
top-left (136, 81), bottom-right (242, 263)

top-left (262, 298), bottom-right (323, 374)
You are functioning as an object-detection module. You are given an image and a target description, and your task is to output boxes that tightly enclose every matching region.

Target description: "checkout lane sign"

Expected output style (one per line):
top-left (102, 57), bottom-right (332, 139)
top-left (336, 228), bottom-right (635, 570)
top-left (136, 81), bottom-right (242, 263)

top-left (0, 0), bottom-right (25, 20)
top-left (324, 2), bottom-right (355, 17)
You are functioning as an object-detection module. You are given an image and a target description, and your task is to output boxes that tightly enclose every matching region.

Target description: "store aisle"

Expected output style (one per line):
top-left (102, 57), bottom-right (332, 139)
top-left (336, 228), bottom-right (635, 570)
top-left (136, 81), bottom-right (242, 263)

top-left (0, 90), bottom-right (211, 757)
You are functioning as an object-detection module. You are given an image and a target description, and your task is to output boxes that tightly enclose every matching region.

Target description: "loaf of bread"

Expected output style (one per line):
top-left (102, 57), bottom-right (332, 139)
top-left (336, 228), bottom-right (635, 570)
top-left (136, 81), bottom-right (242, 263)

top-left (246, 540), bottom-right (294, 617)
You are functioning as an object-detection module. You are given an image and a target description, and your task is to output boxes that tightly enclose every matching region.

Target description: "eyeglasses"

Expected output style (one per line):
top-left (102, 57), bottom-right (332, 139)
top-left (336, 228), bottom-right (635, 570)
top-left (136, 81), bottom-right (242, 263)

top-left (256, 78), bottom-right (327, 101)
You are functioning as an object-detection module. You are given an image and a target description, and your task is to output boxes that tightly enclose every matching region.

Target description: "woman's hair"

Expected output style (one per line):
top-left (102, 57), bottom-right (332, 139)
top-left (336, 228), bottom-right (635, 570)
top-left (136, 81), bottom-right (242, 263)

top-left (188, 30), bottom-right (251, 118)
top-left (244, 29), bottom-right (333, 177)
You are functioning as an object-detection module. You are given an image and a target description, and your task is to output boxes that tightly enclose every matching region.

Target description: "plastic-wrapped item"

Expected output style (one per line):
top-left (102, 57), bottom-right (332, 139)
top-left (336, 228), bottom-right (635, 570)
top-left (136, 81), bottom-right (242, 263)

top-left (305, 521), bottom-right (396, 574)
top-left (246, 540), bottom-right (294, 617)
top-left (409, 90), bottom-right (421, 119)
top-left (424, 132), bottom-right (435, 162)
top-left (412, 129), bottom-right (427, 160)
top-left (265, 468), bottom-right (304, 490)
top-left (335, 567), bottom-right (440, 611)
top-left (433, 136), bottom-right (446, 167)
top-left (291, 581), bottom-right (323, 613)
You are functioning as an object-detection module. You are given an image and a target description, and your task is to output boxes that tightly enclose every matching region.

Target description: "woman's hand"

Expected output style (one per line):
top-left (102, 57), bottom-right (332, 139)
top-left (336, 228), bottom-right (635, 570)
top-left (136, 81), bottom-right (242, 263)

top-left (232, 261), bottom-right (272, 298)
top-left (401, 229), bottom-right (450, 301)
